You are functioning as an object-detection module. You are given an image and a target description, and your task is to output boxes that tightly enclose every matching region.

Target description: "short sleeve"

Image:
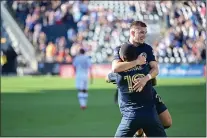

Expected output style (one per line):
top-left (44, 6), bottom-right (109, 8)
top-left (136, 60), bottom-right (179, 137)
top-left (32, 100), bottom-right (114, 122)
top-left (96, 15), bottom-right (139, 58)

top-left (113, 46), bottom-right (121, 61)
top-left (147, 46), bottom-right (156, 62)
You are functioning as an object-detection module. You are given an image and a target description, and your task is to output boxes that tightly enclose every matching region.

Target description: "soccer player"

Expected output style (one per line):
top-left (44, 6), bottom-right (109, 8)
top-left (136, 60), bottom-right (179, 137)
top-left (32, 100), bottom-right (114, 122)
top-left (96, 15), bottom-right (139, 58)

top-left (113, 42), bottom-right (167, 137)
top-left (72, 48), bottom-right (93, 110)
top-left (112, 21), bottom-right (168, 137)
top-left (106, 72), bottom-right (171, 137)
top-left (112, 21), bottom-right (172, 136)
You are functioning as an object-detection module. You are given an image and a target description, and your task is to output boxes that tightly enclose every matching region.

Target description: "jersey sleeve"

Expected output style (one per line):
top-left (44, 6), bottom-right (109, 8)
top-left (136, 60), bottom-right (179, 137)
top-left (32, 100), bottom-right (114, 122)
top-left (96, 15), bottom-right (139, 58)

top-left (147, 45), bottom-right (156, 62)
top-left (113, 46), bottom-right (122, 61)
top-left (108, 72), bottom-right (117, 84)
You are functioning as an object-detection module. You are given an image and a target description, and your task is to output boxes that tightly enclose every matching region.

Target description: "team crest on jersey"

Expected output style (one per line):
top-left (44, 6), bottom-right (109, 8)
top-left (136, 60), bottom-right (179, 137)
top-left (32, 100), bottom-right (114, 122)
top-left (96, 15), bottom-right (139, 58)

top-left (140, 52), bottom-right (147, 58)
top-left (140, 52), bottom-right (149, 65)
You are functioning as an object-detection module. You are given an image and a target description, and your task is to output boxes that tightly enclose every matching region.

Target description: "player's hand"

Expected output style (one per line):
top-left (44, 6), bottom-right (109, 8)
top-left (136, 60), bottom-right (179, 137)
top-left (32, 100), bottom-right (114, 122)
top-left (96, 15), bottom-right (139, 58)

top-left (136, 54), bottom-right (146, 65)
top-left (133, 76), bottom-right (149, 92)
top-left (105, 75), bottom-right (110, 83)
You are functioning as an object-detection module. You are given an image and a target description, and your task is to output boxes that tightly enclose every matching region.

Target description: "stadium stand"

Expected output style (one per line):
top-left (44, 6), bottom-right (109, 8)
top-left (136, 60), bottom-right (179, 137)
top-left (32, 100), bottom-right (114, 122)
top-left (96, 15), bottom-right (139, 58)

top-left (1, 15), bottom-right (37, 75)
top-left (1, 20), bottom-right (18, 75)
top-left (5, 1), bottom-right (206, 64)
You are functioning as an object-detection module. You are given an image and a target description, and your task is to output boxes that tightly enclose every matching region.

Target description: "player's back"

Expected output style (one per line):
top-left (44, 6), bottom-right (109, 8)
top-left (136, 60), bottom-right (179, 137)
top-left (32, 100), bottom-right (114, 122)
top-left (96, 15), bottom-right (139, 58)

top-left (73, 54), bottom-right (92, 78)
top-left (115, 43), bottom-right (155, 114)
top-left (117, 65), bottom-right (154, 112)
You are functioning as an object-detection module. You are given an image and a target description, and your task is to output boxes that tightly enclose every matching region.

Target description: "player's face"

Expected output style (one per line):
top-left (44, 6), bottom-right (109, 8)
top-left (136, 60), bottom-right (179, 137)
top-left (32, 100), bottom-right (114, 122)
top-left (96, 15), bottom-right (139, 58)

top-left (133, 26), bottom-right (147, 44)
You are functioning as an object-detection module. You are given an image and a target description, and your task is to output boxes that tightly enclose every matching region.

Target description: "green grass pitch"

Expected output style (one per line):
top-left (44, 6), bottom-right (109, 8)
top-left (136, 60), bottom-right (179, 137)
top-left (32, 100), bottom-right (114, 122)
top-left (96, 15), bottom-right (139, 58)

top-left (1, 76), bottom-right (206, 137)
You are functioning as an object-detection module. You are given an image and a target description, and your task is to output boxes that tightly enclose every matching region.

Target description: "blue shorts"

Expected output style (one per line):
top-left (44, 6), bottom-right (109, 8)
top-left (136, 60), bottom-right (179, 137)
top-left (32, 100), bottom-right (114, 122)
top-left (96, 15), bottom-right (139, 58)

top-left (115, 105), bottom-right (167, 137)
top-left (152, 88), bottom-right (168, 114)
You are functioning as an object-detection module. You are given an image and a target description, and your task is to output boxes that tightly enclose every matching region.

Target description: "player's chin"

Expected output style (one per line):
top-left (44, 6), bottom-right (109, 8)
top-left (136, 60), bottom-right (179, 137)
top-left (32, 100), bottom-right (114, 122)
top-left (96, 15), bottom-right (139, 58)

top-left (139, 40), bottom-right (145, 43)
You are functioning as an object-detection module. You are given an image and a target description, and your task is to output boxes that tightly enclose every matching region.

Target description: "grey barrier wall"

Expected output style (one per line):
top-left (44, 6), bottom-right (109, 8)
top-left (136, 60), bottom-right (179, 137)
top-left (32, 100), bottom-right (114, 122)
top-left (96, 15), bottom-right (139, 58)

top-left (1, 1), bottom-right (37, 71)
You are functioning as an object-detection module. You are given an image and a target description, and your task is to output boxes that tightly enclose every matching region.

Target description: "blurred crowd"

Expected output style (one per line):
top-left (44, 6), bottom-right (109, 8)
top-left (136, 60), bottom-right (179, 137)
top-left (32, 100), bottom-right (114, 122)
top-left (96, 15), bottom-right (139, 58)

top-left (154, 1), bottom-right (206, 64)
top-left (8, 0), bottom-right (206, 64)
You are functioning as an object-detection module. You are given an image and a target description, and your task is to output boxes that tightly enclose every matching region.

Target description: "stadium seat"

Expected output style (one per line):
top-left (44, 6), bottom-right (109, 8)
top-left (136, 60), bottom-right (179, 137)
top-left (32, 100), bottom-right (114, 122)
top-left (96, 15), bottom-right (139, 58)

top-left (5, 1), bottom-right (205, 64)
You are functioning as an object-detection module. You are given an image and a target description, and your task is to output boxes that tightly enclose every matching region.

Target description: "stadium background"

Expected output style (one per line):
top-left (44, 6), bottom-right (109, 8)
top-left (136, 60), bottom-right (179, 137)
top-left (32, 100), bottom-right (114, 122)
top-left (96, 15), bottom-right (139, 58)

top-left (1, 0), bottom-right (206, 137)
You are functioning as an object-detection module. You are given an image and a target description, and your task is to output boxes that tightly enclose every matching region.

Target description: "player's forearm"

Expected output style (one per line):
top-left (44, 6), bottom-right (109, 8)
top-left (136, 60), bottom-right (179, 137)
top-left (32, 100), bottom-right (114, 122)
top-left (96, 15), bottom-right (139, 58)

top-left (147, 61), bottom-right (159, 80)
top-left (143, 67), bottom-right (158, 83)
top-left (112, 60), bottom-right (137, 73)
top-left (149, 67), bottom-right (159, 79)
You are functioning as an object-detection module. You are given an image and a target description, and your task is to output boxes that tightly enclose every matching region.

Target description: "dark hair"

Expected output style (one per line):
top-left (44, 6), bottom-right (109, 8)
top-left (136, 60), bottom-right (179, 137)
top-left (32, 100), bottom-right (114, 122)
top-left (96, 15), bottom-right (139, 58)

top-left (130, 21), bottom-right (147, 29)
top-left (79, 48), bottom-right (85, 54)
top-left (119, 43), bottom-right (137, 61)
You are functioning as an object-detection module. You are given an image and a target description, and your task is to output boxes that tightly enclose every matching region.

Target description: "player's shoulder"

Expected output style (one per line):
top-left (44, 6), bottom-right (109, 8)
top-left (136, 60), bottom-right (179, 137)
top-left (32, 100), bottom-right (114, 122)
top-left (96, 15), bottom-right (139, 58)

top-left (143, 43), bottom-right (153, 51)
top-left (143, 43), bottom-right (152, 48)
top-left (73, 55), bottom-right (80, 60)
top-left (73, 54), bottom-right (86, 60)
top-left (73, 55), bottom-right (78, 60)
top-left (81, 55), bottom-right (90, 60)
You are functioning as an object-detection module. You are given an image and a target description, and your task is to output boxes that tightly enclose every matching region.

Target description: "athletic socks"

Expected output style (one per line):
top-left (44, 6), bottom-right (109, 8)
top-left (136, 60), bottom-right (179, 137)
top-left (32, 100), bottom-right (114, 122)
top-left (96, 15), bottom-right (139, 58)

top-left (78, 92), bottom-right (84, 107)
top-left (78, 92), bottom-right (88, 108)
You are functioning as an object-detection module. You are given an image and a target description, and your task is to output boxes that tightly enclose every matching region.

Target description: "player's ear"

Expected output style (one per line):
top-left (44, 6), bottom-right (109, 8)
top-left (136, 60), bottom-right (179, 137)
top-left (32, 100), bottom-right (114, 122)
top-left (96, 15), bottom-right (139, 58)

top-left (120, 55), bottom-right (124, 61)
top-left (123, 56), bottom-right (128, 61)
top-left (130, 29), bottom-right (135, 37)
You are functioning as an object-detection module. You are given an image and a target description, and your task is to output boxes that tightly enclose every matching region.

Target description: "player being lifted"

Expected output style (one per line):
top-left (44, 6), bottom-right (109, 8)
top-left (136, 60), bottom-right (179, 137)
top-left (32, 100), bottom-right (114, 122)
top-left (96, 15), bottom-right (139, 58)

top-left (112, 21), bottom-right (171, 137)
top-left (113, 42), bottom-right (167, 137)
top-left (106, 71), bottom-right (171, 137)
top-left (106, 42), bottom-right (172, 136)
top-left (72, 48), bottom-right (93, 110)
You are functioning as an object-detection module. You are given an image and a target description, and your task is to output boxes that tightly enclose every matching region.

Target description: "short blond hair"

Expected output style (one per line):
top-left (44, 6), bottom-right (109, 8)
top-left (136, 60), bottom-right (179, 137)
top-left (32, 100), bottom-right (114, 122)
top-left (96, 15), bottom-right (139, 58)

top-left (130, 21), bottom-right (147, 29)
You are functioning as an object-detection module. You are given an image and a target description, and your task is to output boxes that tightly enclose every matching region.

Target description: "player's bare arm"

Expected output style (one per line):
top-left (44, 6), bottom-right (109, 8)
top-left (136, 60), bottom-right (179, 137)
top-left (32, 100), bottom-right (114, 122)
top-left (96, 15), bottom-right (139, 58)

top-left (133, 43), bottom-right (158, 92)
top-left (112, 55), bottom-right (146, 73)
top-left (148, 61), bottom-right (159, 79)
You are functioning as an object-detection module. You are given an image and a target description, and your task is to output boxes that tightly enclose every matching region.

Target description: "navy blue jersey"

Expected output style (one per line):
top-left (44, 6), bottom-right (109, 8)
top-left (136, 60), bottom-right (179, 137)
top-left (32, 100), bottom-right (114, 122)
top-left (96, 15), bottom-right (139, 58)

top-left (113, 42), bottom-right (155, 63)
top-left (107, 72), bottom-right (117, 84)
top-left (113, 42), bottom-right (156, 113)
